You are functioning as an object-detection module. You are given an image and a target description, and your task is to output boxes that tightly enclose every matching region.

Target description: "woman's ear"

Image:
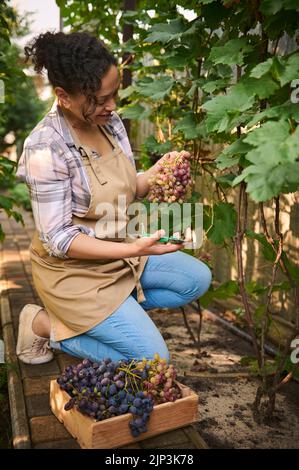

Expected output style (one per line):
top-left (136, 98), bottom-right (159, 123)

top-left (54, 87), bottom-right (72, 109)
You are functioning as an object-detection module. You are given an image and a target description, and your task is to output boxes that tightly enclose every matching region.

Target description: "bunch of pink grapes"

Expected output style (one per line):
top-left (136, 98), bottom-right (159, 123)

top-left (147, 151), bottom-right (193, 203)
top-left (138, 353), bottom-right (182, 404)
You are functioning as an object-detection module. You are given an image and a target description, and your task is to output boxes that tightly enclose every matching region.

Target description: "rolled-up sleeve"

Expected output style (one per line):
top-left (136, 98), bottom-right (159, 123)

top-left (16, 139), bottom-right (94, 259)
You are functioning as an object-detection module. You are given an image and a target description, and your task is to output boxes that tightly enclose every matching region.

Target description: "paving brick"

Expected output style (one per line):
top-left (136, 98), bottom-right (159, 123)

top-left (8, 282), bottom-right (33, 294)
top-left (140, 428), bottom-right (190, 449)
top-left (23, 376), bottom-right (57, 397)
top-left (26, 394), bottom-right (51, 418)
top-left (4, 267), bottom-right (26, 276)
top-left (120, 443), bottom-right (142, 449)
top-left (56, 353), bottom-right (82, 372)
top-left (20, 359), bottom-right (60, 379)
top-left (9, 295), bottom-right (39, 317)
top-left (12, 314), bottom-right (19, 332)
top-left (30, 415), bottom-right (71, 444)
top-left (34, 439), bottom-right (80, 449)
top-left (162, 442), bottom-right (197, 449)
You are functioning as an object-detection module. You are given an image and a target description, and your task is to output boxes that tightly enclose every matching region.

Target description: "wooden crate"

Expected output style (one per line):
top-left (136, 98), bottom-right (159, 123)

top-left (50, 380), bottom-right (199, 449)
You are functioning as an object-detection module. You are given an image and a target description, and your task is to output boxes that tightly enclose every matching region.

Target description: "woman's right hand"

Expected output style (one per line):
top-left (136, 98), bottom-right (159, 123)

top-left (133, 229), bottom-right (185, 256)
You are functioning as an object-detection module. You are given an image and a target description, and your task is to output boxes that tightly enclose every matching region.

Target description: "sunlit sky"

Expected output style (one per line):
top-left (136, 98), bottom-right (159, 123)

top-left (11, 0), bottom-right (60, 48)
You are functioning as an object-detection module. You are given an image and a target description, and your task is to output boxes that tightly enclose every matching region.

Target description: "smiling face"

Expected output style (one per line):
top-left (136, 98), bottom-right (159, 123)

top-left (55, 65), bottom-right (120, 127)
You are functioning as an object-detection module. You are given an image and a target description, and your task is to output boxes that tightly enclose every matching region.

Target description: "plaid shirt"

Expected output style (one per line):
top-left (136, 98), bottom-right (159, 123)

top-left (16, 99), bottom-right (139, 259)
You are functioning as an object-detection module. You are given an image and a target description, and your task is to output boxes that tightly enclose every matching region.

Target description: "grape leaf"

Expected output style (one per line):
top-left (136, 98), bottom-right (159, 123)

top-left (173, 113), bottom-right (205, 140)
top-left (144, 18), bottom-right (186, 44)
top-left (119, 104), bottom-right (150, 120)
top-left (202, 78), bottom-right (231, 94)
top-left (243, 120), bottom-right (290, 149)
top-left (205, 202), bottom-right (237, 245)
top-left (216, 138), bottom-right (253, 169)
top-left (260, 0), bottom-right (299, 15)
top-left (246, 102), bottom-right (299, 127)
top-left (250, 58), bottom-right (274, 78)
top-left (143, 135), bottom-right (172, 154)
top-left (199, 280), bottom-right (239, 309)
top-left (203, 84), bottom-right (255, 132)
top-left (209, 37), bottom-right (253, 67)
top-left (118, 85), bottom-right (135, 100)
top-left (245, 230), bottom-right (277, 262)
top-left (136, 77), bottom-right (174, 100)
top-left (279, 52), bottom-right (299, 86)
top-left (232, 161), bottom-right (299, 201)
top-left (239, 75), bottom-right (279, 99)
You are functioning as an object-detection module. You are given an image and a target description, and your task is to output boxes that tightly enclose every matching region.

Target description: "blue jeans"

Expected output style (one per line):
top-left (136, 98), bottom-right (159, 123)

top-left (56, 250), bottom-right (212, 363)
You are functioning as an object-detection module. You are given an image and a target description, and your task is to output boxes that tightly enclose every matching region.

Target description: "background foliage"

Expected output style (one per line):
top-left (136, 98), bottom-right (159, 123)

top-left (58, 0), bottom-right (299, 417)
top-left (0, 0), bottom-right (46, 241)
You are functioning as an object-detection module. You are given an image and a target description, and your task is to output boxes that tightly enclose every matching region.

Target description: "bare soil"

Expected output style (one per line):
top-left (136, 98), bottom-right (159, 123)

top-left (148, 306), bottom-right (299, 449)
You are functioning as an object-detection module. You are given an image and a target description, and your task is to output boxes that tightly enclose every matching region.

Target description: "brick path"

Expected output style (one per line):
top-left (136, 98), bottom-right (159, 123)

top-left (0, 208), bottom-right (207, 449)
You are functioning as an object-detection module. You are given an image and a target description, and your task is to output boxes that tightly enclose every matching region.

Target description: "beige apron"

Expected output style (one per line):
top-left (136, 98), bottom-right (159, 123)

top-left (29, 123), bottom-right (149, 342)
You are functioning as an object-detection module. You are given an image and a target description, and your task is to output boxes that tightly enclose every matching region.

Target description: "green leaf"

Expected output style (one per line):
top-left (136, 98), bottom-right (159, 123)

top-left (163, 48), bottom-right (196, 68)
top-left (143, 135), bottom-right (172, 155)
top-left (260, 0), bottom-right (299, 15)
top-left (243, 120), bottom-right (290, 150)
top-left (215, 153), bottom-right (240, 169)
top-left (250, 58), bottom-right (274, 78)
top-left (0, 223), bottom-right (4, 243)
top-left (232, 161), bottom-right (299, 201)
top-left (118, 85), bottom-right (135, 100)
top-left (203, 83), bottom-right (255, 133)
top-left (216, 138), bottom-right (252, 169)
top-left (245, 230), bottom-right (276, 262)
top-left (246, 102), bottom-right (299, 127)
top-left (173, 113), bottom-right (204, 140)
top-left (279, 52), bottom-right (299, 86)
top-left (0, 194), bottom-right (13, 210)
top-left (206, 202), bottom-right (237, 245)
top-left (209, 37), bottom-right (253, 67)
top-left (136, 77), bottom-right (174, 100)
top-left (250, 56), bottom-right (285, 82)
top-left (118, 104), bottom-right (150, 120)
top-left (282, 254), bottom-right (299, 284)
top-left (239, 75), bottom-right (279, 100)
top-left (240, 356), bottom-right (257, 367)
top-left (202, 78), bottom-right (230, 93)
top-left (144, 18), bottom-right (186, 44)
top-left (199, 280), bottom-right (239, 308)
top-left (271, 281), bottom-right (292, 292)
top-left (216, 174), bottom-right (236, 187)
top-left (245, 281), bottom-right (268, 295)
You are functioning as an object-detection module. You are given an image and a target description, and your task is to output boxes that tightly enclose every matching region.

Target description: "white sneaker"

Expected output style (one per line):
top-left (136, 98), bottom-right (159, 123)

top-left (16, 304), bottom-right (54, 364)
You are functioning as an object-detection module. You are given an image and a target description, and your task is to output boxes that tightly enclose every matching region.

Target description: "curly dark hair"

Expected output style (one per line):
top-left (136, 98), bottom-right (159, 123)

top-left (24, 31), bottom-right (117, 121)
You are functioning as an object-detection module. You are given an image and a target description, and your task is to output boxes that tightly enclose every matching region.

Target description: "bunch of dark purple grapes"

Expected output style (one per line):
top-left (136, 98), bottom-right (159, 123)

top-left (57, 357), bottom-right (154, 438)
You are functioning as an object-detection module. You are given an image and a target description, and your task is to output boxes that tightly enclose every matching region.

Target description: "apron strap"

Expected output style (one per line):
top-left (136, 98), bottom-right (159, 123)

top-left (123, 259), bottom-right (146, 303)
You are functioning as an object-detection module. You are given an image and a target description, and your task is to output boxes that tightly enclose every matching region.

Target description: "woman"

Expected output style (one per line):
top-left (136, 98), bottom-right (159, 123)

top-left (16, 31), bottom-right (212, 365)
